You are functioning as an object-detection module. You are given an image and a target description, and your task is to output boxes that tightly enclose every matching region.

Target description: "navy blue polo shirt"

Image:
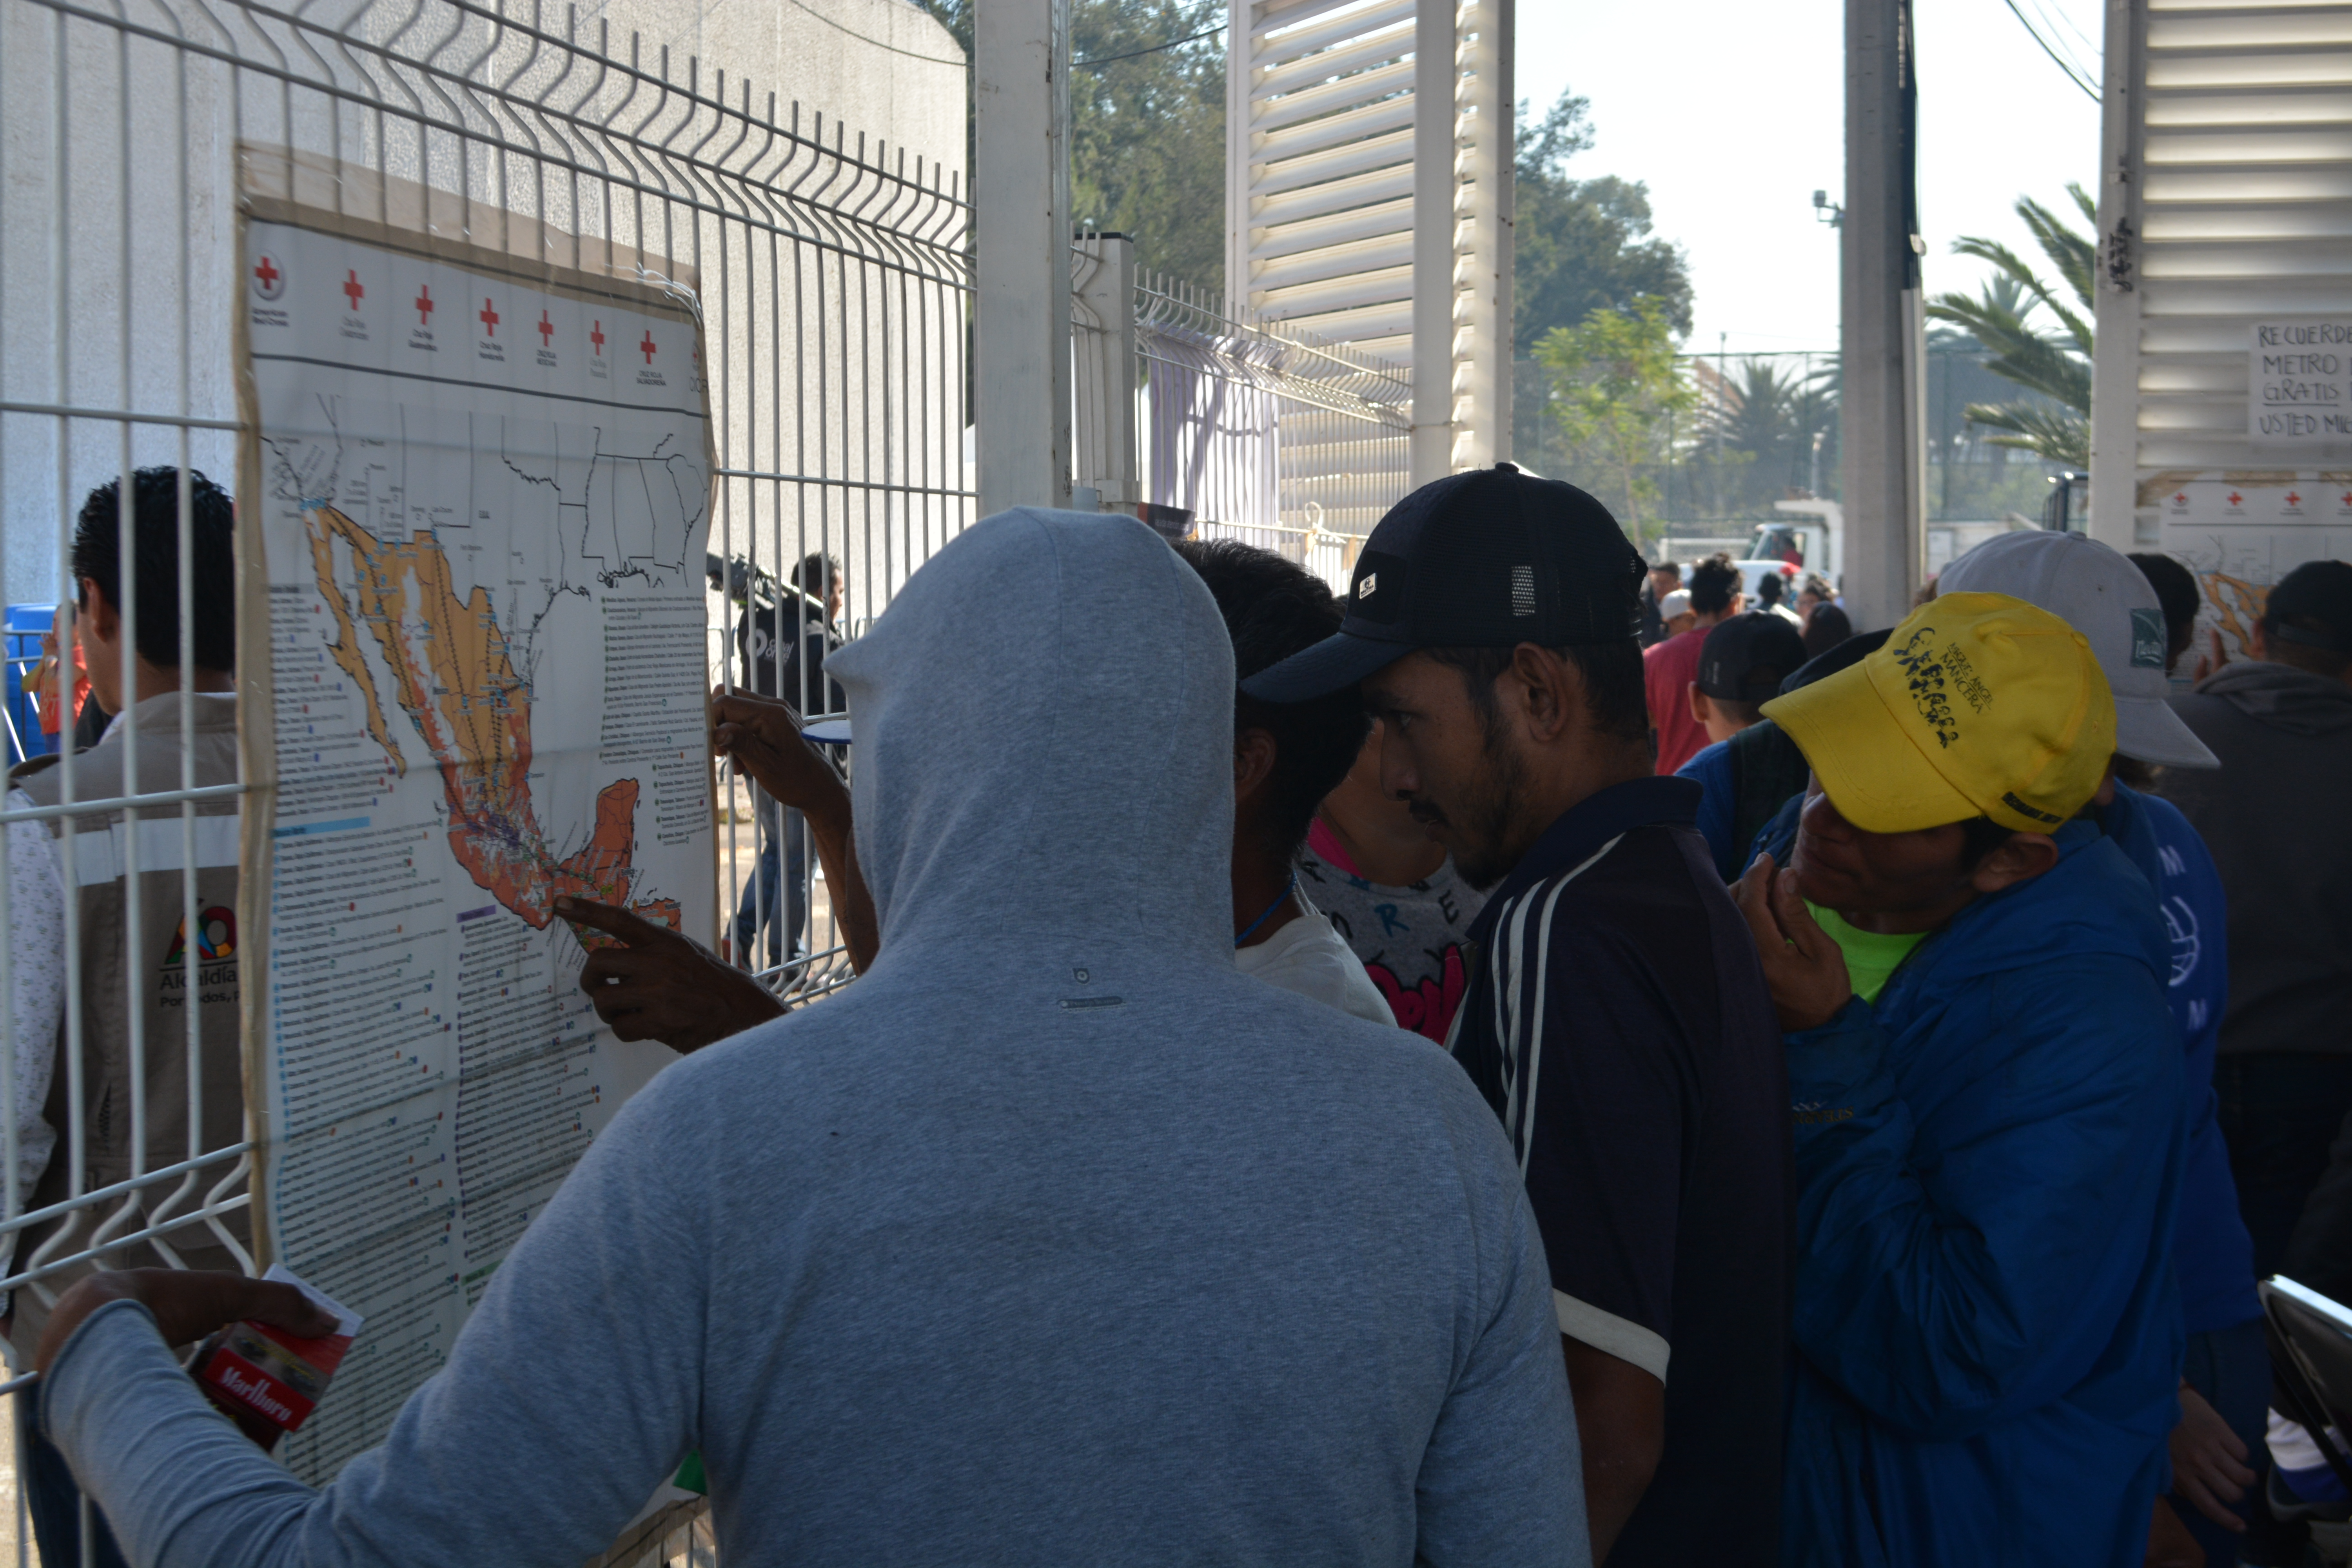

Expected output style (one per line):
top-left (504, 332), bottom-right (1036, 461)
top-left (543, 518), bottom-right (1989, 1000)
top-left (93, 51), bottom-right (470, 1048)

top-left (1450, 776), bottom-right (1790, 1566)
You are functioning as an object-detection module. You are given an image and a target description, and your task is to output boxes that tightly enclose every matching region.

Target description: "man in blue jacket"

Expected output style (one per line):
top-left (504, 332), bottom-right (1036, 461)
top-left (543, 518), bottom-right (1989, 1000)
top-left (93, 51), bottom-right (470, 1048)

top-left (1939, 532), bottom-right (2261, 1564)
top-left (1733, 592), bottom-right (2187, 1568)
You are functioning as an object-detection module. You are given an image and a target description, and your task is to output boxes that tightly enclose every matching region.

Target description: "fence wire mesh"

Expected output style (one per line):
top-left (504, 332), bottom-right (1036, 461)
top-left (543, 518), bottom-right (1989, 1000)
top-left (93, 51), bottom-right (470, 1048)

top-left (1074, 268), bottom-right (1409, 590)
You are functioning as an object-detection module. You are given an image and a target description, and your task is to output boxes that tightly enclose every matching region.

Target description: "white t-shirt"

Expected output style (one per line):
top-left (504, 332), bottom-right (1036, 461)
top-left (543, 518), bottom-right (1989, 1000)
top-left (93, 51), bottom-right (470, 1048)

top-left (1234, 896), bottom-right (1397, 1027)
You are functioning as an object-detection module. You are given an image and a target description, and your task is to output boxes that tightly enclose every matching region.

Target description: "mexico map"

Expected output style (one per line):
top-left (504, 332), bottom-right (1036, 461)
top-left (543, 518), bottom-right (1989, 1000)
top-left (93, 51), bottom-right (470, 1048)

top-left (239, 209), bottom-right (716, 1481)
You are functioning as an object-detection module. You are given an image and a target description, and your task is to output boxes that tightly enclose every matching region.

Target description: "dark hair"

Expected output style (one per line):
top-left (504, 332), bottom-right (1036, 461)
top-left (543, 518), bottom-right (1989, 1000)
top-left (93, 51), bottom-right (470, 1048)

top-left (1801, 573), bottom-right (1834, 603)
top-left (791, 552), bottom-right (842, 600)
top-left (1688, 553), bottom-right (1740, 616)
top-left (2128, 552), bottom-right (2201, 664)
top-left (1958, 815), bottom-right (2015, 870)
top-left (1422, 639), bottom-right (1652, 746)
top-left (1757, 571), bottom-right (1786, 607)
top-left (1171, 539), bottom-right (1371, 856)
top-left (1709, 695), bottom-right (1765, 728)
top-left (72, 466), bottom-right (236, 672)
top-left (1651, 560), bottom-right (1682, 582)
top-left (2259, 558), bottom-right (2352, 679)
top-left (1800, 603), bottom-right (1853, 660)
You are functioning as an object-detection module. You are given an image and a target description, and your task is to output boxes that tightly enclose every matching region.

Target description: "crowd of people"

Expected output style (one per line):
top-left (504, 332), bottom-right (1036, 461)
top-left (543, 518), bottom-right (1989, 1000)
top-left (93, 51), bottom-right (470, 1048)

top-left (11, 461), bottom-right (2352, 1568)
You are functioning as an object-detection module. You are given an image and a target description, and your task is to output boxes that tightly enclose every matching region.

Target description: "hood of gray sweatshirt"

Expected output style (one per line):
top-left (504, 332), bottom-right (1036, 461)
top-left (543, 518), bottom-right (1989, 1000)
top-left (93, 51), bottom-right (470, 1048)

top-left (42, 508), bottom-right (1586, 1568)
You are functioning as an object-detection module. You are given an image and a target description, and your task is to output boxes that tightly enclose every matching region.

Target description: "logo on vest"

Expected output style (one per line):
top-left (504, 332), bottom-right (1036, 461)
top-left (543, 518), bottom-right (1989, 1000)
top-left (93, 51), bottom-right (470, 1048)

top-left (162, 904), bottom-right (239, 1007)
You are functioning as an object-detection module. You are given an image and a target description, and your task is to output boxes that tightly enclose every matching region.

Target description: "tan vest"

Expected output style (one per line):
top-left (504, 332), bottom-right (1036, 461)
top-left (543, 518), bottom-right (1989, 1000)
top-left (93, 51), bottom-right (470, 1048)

top-left (9, 692), bottom-right (246, 1347)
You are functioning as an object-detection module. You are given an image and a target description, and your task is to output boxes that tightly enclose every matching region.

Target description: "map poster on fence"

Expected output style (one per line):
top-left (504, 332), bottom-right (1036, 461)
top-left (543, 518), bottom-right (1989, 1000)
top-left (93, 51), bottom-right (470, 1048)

top-left (2151, 472), bottom-right (2352, 659)
top-left (234, 194), bottom-right (717, 1481)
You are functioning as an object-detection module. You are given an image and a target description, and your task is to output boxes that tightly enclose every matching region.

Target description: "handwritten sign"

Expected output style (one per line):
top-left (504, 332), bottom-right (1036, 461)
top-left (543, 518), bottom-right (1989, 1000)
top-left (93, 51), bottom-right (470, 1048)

top-left (2250, 320), bottom-right (2352, 446)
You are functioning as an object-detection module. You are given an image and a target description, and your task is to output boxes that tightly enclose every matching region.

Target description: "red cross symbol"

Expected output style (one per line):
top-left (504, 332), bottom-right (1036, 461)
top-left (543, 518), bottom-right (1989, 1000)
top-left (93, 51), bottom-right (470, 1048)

top-left (590, 320), bottom-right (605, 356)
top-left (639, 330), bottom-right (657, 365)
top-left (343, 269), bottom-right (365, 310)
top-left (537, 310), bottom-right (554, 347)
top-left (254, 256), bottom-right (279, 289)
top-left (479, 298), bottom-right (500, 337)
top-left (2288, 491), bottom-right (2303, 506)
top-left (2227, 492), bottom-right (2243, 505)
top-left (2173, 492), bottom-right (2189, 506)
top-left (415, 285), bottom-right (434, 326)
top-left (2341, 492), bottom-right (2352, 507)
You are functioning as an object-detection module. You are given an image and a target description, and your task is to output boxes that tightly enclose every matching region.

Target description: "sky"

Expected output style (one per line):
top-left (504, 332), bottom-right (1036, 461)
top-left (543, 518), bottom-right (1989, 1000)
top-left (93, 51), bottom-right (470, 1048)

top-left (1513, 0), bottom-right (2106, 358)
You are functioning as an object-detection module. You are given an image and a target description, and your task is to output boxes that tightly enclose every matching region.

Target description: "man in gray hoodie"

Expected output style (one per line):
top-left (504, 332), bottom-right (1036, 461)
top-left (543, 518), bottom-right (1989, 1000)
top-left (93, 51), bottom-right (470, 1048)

top-left (2160, 559), bottom-right (2352, 1278)
top-left (30, 509), bottom-right (1589, 1568)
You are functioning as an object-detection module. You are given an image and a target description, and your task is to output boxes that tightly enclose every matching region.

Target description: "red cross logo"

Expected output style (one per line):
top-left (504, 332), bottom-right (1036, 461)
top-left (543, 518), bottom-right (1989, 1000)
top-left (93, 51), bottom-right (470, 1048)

top-left (2341, 492), bottom-right (2352, 507)
top-left (2173, 492), bottom-right (2189, 506)
top-left (537, 310), bottom-right (554, 347)
top-left (2228, 492), bottom-right (2243, 506)
top-left (252, 255), bottom-right (284, 300)
top-left (479, 298), bottom-right (499, 337)
top-left (590, 320), bottom-right (605, 356)
top-left (343, 269), bottom-right (365, 310)
top-left (639, 330), bottom-right (657, 365)
top-left (415, 286), bottom-right (434, 326)
top-left (2288, 491), bottom-right (2303, 506)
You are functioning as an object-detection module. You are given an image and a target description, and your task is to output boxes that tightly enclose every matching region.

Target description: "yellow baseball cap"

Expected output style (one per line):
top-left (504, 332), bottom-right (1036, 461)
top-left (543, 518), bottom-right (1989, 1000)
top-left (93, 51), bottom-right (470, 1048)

top-left (1760, 591), bottom-right (2116, 835)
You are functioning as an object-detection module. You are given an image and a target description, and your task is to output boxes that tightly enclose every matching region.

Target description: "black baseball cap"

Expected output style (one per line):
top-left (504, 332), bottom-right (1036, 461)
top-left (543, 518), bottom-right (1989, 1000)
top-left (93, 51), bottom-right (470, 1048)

top-left (2263, 558), bottom-right (2352, 654)
top-left (1697, 612), bottom-right (1809, 704)
top-left (1239, 464), bottom-right (1646, 702)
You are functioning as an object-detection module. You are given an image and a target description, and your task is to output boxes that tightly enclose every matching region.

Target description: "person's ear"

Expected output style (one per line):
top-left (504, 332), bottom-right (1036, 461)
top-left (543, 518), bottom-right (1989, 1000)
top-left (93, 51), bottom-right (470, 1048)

top-left (1968, 832), bottom-right (2060, 896)
top-left (1233, 728), bottom-right (1277, 804)
top-left (1510, 643), bottom-right (1575, 742)
top-left (2249, 621), bottom-right (2270, 661)
top-left (1687, 683), bottom-right (1711, 728)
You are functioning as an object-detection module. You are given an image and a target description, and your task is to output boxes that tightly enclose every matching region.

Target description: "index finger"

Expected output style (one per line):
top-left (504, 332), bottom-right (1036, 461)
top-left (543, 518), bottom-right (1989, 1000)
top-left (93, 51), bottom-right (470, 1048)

top-left (1732, 853), bottom-right (1790, 950)
top-left (554, 896), bottom-right (679, 947)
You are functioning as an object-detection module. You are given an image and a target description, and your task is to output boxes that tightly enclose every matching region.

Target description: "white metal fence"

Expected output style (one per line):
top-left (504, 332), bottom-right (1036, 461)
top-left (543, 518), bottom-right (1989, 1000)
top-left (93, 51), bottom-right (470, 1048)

top-left (0, 0), bottom-right (969, 1548)
top-left (1073, 250), bottom-right (1411, 592)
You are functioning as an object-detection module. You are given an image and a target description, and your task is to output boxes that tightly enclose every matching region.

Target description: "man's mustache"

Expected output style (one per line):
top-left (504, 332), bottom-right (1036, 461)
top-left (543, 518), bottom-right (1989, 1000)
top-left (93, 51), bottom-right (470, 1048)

top-left (1406, 799), bottom-right (1448, 828)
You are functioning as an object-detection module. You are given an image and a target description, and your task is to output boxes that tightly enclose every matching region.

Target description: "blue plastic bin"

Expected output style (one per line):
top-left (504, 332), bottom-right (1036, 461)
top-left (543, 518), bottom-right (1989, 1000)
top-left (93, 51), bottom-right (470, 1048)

top-left (5, 603), bottom-right (61, 766)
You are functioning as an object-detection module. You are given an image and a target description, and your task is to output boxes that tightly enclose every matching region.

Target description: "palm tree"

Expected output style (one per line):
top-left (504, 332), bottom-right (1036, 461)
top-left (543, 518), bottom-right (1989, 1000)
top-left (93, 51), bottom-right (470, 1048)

top-left (1925, 185), bottom-right (2095, 467)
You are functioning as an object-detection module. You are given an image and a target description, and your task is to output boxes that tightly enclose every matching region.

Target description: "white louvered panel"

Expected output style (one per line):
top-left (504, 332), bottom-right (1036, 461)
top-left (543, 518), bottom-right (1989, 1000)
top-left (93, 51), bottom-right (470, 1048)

top-left (1226, 0), bottom-right (1510, 487)
top-left (2088, 0), bottom-right (2352, 600)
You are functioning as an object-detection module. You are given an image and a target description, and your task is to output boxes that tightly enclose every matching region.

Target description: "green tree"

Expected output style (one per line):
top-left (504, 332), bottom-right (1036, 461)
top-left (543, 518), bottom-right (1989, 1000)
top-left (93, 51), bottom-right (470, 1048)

top-left (1513, 91), bottom-right (1693, 354)
top-left (1925, 185), bottom-right (2095, 467)
top-left (1534, 299), bottom-right (1698, 532)
top-left (912, 0), bottom-right (1227, 296)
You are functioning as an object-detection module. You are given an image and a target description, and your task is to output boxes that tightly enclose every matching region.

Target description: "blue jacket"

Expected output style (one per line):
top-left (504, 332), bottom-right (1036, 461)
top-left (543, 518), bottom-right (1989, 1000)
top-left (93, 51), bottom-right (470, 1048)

top-left (2103, 784), bottom-right (2259, 1335)
top-left (1766, 817), bottom-right (2188, 1568)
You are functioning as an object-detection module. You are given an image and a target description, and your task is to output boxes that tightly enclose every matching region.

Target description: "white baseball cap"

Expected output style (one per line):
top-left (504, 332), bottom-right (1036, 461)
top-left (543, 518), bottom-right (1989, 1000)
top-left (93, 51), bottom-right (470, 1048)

top-left (1661, 588), bottom-right (1693, 619)
top-left (1937, 529), bottom-right (2218, 769)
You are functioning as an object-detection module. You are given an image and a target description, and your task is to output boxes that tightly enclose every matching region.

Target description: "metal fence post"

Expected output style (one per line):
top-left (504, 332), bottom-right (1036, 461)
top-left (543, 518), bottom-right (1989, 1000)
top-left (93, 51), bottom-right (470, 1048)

top-left (1071, 232), bottom-right (1137, 510)
top-left (975, 0), bottom-right (1073, 515)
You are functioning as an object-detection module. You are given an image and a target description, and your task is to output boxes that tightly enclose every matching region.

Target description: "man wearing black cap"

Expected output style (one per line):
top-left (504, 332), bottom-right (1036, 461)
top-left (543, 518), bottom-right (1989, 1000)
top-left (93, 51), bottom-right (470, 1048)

top-left (2160, 559), bottom-right (2352, 1286)
top-left (1674, 612), bottom-right (1810, 881)
top-left (1243, 465), bottom-right (1789, 1567)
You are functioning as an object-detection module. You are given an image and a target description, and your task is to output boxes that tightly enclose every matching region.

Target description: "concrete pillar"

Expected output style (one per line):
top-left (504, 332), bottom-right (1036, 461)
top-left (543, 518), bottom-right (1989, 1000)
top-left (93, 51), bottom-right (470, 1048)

top-left (2087, 0), bottom-right (2146, 551)
top-left (975, 0), bottom-right (1072, 515)
top-left (1409, 0), bottom-right (1457, 487)
top-left (1841, 0), bottom-right (1926, 630)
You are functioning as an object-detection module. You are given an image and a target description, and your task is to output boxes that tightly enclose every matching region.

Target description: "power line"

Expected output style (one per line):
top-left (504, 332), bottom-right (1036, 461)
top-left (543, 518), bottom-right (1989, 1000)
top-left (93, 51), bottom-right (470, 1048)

top-left (1074, 25), bottom-right (1223, 68)
top-left (1997, 0), bottom-right (2100, 102)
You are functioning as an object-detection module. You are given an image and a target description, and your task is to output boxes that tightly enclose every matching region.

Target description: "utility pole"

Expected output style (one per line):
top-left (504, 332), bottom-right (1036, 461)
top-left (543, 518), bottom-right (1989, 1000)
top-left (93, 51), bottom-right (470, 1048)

top-left (1841, 0), bottom-right (1926, 629)
top-left (975, 0), bottom-right (1073, 515)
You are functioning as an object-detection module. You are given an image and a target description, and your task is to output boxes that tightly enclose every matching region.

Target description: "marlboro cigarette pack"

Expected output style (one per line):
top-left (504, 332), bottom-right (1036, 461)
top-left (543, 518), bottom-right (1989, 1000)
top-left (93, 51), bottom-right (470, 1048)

top-left (188, 1264), bottom-right (363, 1447)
